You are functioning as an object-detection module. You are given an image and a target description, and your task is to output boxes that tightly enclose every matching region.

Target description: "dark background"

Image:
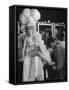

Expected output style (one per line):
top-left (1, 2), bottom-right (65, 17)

top-left (16, 5), bottom-right (67, 25)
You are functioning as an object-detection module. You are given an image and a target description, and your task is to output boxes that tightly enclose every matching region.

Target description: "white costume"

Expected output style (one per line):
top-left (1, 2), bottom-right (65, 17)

top-left (22, 32), bottom-right (52, 81)
top-left (23, 35), bottom-right (44, 81)
top-left (19, 8), bottom-right (52, 82)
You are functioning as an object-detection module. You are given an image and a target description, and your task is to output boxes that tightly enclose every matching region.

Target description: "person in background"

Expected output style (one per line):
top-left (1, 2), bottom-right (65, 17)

top-left (44, 30), bottom-right (52, 47)
top-left (41, 30), bottom-right (54, 80)
top-left (63, 30), bottom-right (65, 41)
top-left (47, 38), bottom-right (65, 80)
top-left (58, 30), bottom-right (65, 49)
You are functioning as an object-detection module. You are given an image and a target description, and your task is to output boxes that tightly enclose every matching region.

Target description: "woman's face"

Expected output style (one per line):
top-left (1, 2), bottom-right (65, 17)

top-left (28, 29), bottom-right (33, 36)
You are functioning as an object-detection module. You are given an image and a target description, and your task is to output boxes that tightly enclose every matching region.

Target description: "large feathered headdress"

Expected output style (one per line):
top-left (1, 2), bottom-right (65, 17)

top-left (19, 8), bottom-right (41, 25)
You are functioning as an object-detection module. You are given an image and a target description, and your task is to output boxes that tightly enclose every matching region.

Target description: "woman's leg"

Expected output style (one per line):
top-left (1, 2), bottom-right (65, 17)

top-left (23, 56), bottom-right (31, 81)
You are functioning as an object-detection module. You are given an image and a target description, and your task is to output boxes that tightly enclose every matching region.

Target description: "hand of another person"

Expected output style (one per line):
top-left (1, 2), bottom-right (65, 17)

top-left (48, 48), bottom-right (53, 54)
top-left (53, 66), bottom-right (56, 70)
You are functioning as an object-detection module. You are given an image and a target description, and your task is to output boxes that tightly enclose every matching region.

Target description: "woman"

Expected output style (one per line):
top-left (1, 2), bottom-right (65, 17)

top-left (19, 8), bottom-right (54, 82)
top-left (22, 23), bottom-right (54, 82)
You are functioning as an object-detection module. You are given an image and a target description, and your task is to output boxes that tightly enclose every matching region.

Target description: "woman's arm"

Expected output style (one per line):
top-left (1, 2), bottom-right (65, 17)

top-left (38, 43), bottom-right (55, 65)
top-left (22, 38), bottom-right (26, 60)
top-left (18, 38), bottom-right (26, 62)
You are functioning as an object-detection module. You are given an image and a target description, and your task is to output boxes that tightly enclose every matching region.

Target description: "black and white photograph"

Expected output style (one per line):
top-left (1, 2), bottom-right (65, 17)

top-left (9, 5), bottom-right (67, 85)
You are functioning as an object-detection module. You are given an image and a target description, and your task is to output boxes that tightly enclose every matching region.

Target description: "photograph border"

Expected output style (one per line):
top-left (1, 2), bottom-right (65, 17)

top-left (9, 5), bottom-right (68, 85)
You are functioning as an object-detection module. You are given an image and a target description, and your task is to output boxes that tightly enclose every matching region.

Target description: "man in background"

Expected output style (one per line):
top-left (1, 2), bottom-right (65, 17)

top-left (47, 38), bottom-right (65, 80)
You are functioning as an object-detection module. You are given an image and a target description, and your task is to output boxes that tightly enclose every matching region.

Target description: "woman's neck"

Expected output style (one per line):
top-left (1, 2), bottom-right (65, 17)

top-left (27, 34), bottom-right (33, 39)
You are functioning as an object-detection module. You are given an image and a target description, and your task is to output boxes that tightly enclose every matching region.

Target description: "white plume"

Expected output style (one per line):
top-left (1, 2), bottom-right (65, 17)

top-left (19, 13), bottom-right (28, 24)
top-left (31, 9), bottom-right (41, 21)
top-left (22, 8), bottom-right (31, 17)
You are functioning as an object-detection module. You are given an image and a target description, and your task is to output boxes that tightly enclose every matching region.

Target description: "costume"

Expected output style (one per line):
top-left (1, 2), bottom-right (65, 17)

top-left (22, 33), bottom-right (43, 81)
top-left (19, 8), bottom-right (52, 81)
top-left (23, 32), bottom-right (52, 81)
